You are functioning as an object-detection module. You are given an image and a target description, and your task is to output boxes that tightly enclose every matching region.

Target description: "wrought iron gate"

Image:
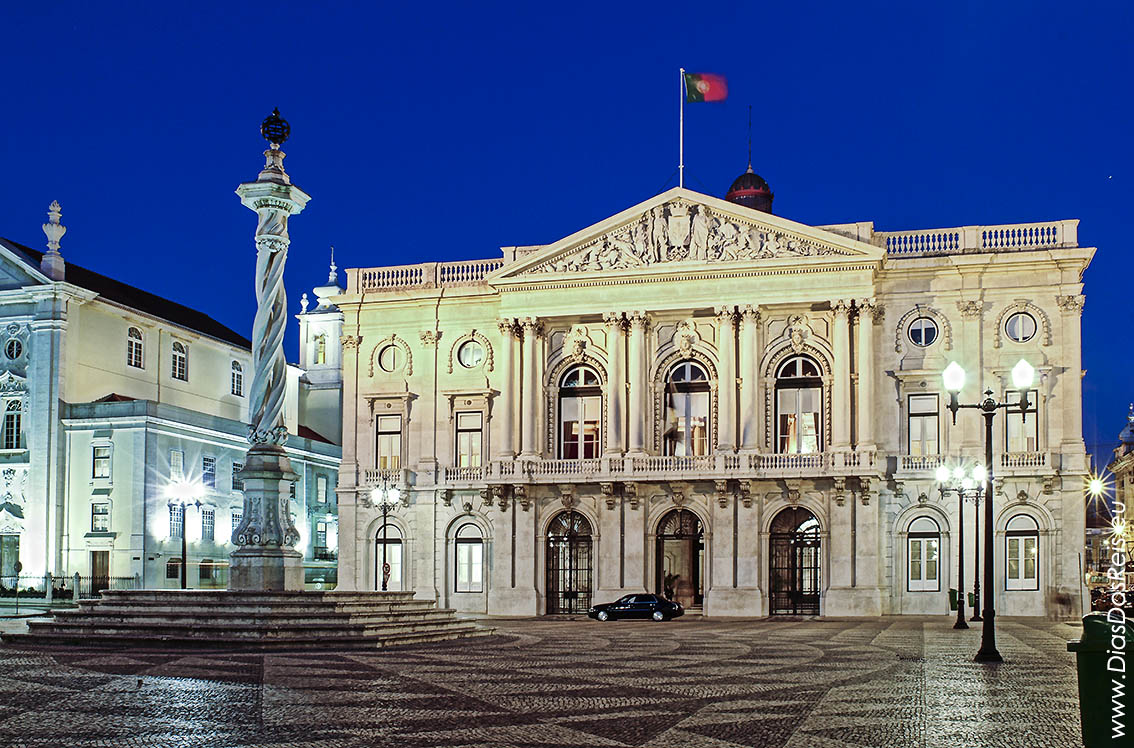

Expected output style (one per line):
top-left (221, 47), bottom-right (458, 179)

top-left (769, 507), bottom-right (821, 615)
top-left (546, 511), bottom-right (592, 614)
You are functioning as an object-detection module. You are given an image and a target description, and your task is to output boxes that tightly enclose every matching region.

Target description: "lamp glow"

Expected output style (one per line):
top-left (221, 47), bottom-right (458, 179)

top-left (943, 361), bottom-right (966, 393)
top-left (388, 486), bottom-right (401, 503)
top-left (370, 486), bottom-right (383, 503)
top-left (952, 466), bottom-right (965, 481)
top-left (935, 465), bottom-right (950, 483)
top-left (1088, 477), bottom-right (1105, 497)
top-left (1011, 359), bottom-right (1035, 389)
top-left (962, 477), bottom-right (974, 491)
top-left (973, 465), bottom-right (988, 483)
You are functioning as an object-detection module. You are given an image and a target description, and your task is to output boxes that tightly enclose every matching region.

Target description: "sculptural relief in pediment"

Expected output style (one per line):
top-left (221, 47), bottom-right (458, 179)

top-left (531, 200), bottom-right (845, 275)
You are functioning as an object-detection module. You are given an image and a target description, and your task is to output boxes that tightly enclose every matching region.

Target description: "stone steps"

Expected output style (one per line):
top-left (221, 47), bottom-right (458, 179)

top-left (3, 589), bottom-right (492, 650)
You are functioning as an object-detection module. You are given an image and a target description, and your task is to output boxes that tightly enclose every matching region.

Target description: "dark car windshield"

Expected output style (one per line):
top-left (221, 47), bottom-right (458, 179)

top-left (617, 595), bottom-right (635, 603)
top-left (633, 595), bottom-right (656, 603)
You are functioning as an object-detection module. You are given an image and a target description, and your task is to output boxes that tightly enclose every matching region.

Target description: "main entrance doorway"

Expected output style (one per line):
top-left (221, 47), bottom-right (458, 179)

top-left (546, 511), bottom-right (592, 614)
top-left (769, 507), bottom-right (821, 615)
top-left (656, 509), bottom-right (704, 607)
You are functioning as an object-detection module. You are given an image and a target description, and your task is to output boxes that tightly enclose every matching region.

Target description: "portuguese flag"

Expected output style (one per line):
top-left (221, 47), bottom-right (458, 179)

top-left (684, 72), bottom-right (728, 102)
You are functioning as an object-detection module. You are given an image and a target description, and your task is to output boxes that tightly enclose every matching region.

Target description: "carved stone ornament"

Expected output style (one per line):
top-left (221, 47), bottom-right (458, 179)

top-left (340, 334), bottom-right (361, 349)
top-left (671, 490), bottom-right (687, 507)
top-left (601, 482), bottom-right (616, 510)
top-left (368, 334), bottom-right (413, 377)
top-left (993, 300), bottom-right (1052, 348)
top-left (1056, 294), bottom-right (1085, 315)
top-left (674, 320), bottom-right (700, 356)
top-left (738, 480), bottom-right (754, 508)
top-left (787, 315), bottom-right (810, 354)
top-left (493, 485), bottom-right (509, 511)
top-left (784, 480), bottom-right (802, 505)
top-left (859, 477), bottom-right (872, 506)
top-left (563, 326), bottom-right (592, 362)
top-left (715, 479), bottom-right (730, 509)
top-left (440, 489), bottom-right (453, 508)
top-left (0, 371), bottom-right (28, 395)
top-left (1016, 489), bottom-right (1029, 504)
top-left (625, 482), bottom-right (640, 510)
top-left (918, 491), bottom-right (929, 504)
top-left (956, 300), bottom-right (984, 319)
top-left (1042, 476), bottom-right (1056, 495)
top-left (531, 200), bottom-right (844, 274)
top-left (479, 487), bottom-right (493, 509)
top-left (514, 484), bottom-right (530, 511)
top-left (419, 330), bottom-right (441, 347)
top-left (833, 477), bottom-right (846, 507)
top-left (447, 330), bottom-right (494, 373)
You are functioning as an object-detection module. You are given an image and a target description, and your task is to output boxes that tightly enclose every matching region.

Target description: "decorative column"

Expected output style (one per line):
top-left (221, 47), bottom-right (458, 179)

top-left (856, 300), bottom-right (877, 451)
top-left (1056, 294), bottom-right (1087, 471)
top-left (230, 109), bottom-right (311, 591)
top-left (627, 312), bottom-right (650, 455)
top-left (738, 306), bottom-right (760, 451)
top-left (495, 319), bottom-right (517, 458)
top-left (715, 307), bottom-right (737, 452)
top-left (603, 313), bottom-right (626, 454)
top-left (831, 300), bottom-right (851, 450)
top-left (519, 318), bottom-right (543, 458)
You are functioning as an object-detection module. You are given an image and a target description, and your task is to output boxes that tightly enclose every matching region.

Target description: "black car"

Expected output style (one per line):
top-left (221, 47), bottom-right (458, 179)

top-left (587, 594), bottom-right (684, 622)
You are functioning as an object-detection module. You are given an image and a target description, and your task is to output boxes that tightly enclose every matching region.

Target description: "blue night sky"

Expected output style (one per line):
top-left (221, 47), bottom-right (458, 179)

top-left (1, 2), bottom-right (1131, 467)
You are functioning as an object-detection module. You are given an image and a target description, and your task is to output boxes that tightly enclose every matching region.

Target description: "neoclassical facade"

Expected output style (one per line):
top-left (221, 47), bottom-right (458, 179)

top-left (335, 182), bottom-right (1092, 618)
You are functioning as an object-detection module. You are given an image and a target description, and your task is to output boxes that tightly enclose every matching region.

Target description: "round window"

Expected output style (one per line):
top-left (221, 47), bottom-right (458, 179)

top-left (4, 340), bottom-right (22, 360)
top-left (377, 345), bottom-right (402, 372)
top-left (1005, 312), bottom-right (1037, 343)
top-left (908, 317), bottom-right (938, 347)
top-left (457, 340), bottom-right (484, 369)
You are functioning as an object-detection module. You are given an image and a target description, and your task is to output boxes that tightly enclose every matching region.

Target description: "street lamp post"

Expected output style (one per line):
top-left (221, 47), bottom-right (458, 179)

top-left (943, 358), bottom-right (1035, 663)
top-left (936, 464), bottom-right (987, 628)
top-left (167, 480), bottom-right (203, 591)
top-left (970, 464), bottom-right (987, 622)
top-left (370, 481), bottom-right (401, 592)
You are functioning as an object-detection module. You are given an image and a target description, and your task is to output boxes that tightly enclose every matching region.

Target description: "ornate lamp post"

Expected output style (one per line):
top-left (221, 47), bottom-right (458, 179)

top-left (935, 464), bottom-right (986, 627)
top-left (969, 463), bottom-right (987, 622)
top-left (943, 357), bottom-right (1036, 663)
top-left (167, 480), bottom-right (203, 590)
top-left (230, 110), bottom-right (311, 591)
top-left (370, 480), bottom-right (402, 591)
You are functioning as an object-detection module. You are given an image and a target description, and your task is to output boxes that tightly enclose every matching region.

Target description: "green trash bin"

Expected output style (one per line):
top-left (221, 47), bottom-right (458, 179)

top-left (948, 588), bottom-right (958, 611)
top-left (1068, 612), bottom-right (1134, 747)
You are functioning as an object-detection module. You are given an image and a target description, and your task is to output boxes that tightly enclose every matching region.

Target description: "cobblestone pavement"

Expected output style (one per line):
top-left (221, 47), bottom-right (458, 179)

top-left (0, 616), bottom-right (1083, 748)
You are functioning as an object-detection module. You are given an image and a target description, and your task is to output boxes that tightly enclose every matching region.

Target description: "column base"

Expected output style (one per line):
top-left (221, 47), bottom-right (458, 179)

top-left (229, 548), bottom-right (304, 591)
top-left (824, 586), bottom-right (885, 616)
top-left (488, 588), bottom-right (540, 616)
top-left (704, 587), bottom-right (764, 617)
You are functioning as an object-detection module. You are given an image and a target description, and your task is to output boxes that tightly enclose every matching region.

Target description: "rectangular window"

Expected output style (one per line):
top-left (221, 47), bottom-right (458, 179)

top-left (315, 521), bottom-right (328, 549)
top-left (127, 331), bottom-right (144, 369)
top-left (232, 462), bottom-right (244, 492)
top-left (455, 412), bottom-right (483, 467)
top-left (1006, 535), bottom-right (1040, 590)
top-left (907, 395), bottom-right (939, 456)
top-left (231, 363), bottom-right (243, 397)
top-left (908, 535), bottom-right (940, 591)
top-left (91, 503), bottom-right (110, 533)
top-left (170, 449), bottom-right (184, 480)
top-left (171, 343), bottom-right (188, 381)
top-left (202, 456), bottom-right (216, 488)
top-left (2, 403), bottom-right (20, 450)
top-left (166, 558), bottom-right (181, 580)
top-left (664, 392), bottom-right (710, 457)
top-left (199, 559), bottom-right (214, 581)
top-left (169, 504), bottom-right (184, 539)
top-left (231, 510), bottom-right (243, 536)
top-left (316, 475), bottom-right (328, 503)
top-left (559, 396), bottom-right (601, 459)
top-left (777, 387), bottom-right (821, 454)
top-left (456, 541), bottom-right (484, 592)
top-left (1005, 390), bottom-right (1039, 452)
top-left (376, 415), bottom-right (402, 470)
top-left (201, 508), bottom-right (215, 542)
top-left (92, 446), bottom-right (111, 479)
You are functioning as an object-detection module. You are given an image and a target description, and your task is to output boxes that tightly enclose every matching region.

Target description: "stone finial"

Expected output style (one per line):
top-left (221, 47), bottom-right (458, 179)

top-left (300, 293), bottom-right (309, 313)
top-left (40, 200), bottom-right (66, 281)
top-left (328, 246), bottom-right (338, 285)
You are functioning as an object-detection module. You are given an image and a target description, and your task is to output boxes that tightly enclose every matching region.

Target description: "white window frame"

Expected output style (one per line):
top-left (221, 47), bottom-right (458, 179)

top-left (170, 449), bottom-right (184, 481)
top-left (907, 516), bottom-right (941, 592)
top-left (202, 455), bottom-right (216, 489)
top-left (316, 474), bottom-right (328, 503)
top-left (1, 400), bottom-right (21, 451)
top-left (376, 415), bottom-right (402, 471)
top-left (171, 341), bottom-right (188, 381)
top-left (127, 327), bottom-right (144, 369)
top-left (169, 504), bottom-right (184, 539)
top-left (1005, 389), bottom-right (1039, 453)
top-left (454, 523), bottom-right (484, 593)
top-left (231, 361), bottom-right (244, 397)
top-left (92, 445), bottom-right (112, 480)
top-left (1005, 514), bottom-right (1040, 591)
top-left (91, 502), bottom-right (110, 533)
top-left (201, 507), bottom-right (215, 542)
top-left (455, 412), bottom-right (483, 468)
top-left (907, 394), bottom-right (940, 456)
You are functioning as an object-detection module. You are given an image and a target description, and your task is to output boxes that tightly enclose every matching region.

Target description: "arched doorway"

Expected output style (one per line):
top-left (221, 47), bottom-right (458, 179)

top-left (769, 507), bottom-right (821, 615)
top-left (656, 509), bottom-right (704, 607)
top-left (374, 524), bottom-right (403, 591)
top-left (546, 511), bottom-right (593, 614)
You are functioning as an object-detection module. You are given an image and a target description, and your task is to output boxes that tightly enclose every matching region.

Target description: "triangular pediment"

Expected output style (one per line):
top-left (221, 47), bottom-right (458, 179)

top-left (0, 239), bottom-right (53, 290)
top-left (489, 188), bottom-right (883, 285)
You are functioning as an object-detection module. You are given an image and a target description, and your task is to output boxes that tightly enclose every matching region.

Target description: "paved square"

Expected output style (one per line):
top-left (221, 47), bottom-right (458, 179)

top-left (0, 616), bottom-right (1082, 747)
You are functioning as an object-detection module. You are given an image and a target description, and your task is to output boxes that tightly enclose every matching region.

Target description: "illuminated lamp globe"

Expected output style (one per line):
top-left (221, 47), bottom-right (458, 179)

top-left (935, 465), bottom-right (951, 483)
top-left (1011, 359), bottom-right (1035, 389)
top-left (973, 465), bottom-right (988, 483)
top-left (943, 362), bottom-right (966, 393)
top-left (1088, 477), bottom-right (1105, 497)
top-left (952, 466), bottom-right (965, 482)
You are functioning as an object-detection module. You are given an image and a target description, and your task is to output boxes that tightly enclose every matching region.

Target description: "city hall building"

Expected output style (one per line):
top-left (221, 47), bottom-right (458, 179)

top-left (334, 170), bottom-right (1092, 618)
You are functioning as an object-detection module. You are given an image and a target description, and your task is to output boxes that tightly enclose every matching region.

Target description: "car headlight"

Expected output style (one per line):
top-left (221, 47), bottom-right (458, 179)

top-left (588, 607), bottom-right (596, 613)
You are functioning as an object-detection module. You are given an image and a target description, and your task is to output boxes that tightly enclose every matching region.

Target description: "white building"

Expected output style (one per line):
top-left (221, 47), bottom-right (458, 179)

top-left (0, 203), bottom-right (342, 593)
top-left (334, 173), bottom-right (1092, 618)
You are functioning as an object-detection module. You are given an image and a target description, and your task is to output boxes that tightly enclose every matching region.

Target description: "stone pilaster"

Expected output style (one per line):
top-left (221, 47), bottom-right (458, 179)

top-left (495, 319), bottom-right (518, 458)
top-left (856, 300), bottom-right (877, 451)
top-left (1056, 294), bottom-right (1087, 471)
top-left (519, 318), bottom-right (543, 458)
top-left (738, 306), bottom-right (760, 451)
top-left (627, 312), bottom-right (650, 455)
top-left (715, 307), bottom-right (737, 451)
top-left (831, 300), bottom-right (851, 450)
top-left (603, 313), bottom-right (626, 455)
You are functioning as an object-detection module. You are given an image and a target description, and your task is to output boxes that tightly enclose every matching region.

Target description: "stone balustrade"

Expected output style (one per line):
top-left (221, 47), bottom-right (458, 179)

top-left (351, 259), bottom-right (504, 292)
top-left (880, 220), bottom-right (1078, 257)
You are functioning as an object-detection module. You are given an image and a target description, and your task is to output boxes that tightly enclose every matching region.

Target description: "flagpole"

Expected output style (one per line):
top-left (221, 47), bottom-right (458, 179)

top-left (679, 67), bottom-right (685, 188)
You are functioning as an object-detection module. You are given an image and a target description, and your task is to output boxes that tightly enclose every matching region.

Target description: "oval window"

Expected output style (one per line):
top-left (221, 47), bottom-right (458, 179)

top-left (378, 345), bottom-right (402, 372)
top-left (908, 317), bottom-right (938, 347)
top-left (457, 341), bottom-right (484, 368)
top-left (1005, 312), bottom-right (1036, 343)
top-left (4, 340), bottom-right (22, 360)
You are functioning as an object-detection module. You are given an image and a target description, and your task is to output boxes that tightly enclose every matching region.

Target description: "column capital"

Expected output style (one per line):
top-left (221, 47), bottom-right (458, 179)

top-left (627, 311), bottom-right (651, 331)
top-left (740, 305), bottom-right (762, 323)
top-left (831, 299), bottom-right (851, 317)
top-left (1056, 294), bottom-right (1085, 315)
top-left (714, 306), bottom-right (738, 325)
top-left (497, 318), bottom-right (519, 337)
top-left (520, 317), bottom-right (545, 338)
top-left (956, 299), bottom-right (985, 319)
top-left (858, 300), bottom-right (883, 324)
top-left (603, 312), bottom-right (628, 330)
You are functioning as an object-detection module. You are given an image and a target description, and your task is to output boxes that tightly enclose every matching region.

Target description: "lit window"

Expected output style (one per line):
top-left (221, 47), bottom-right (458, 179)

top-left (375, 524), bottom-right (403, 591)
top-left (169, 504), bottom-right (184, 539)
top-left (1005, 312), bottom-right (1037, 343)
top-left (314, 335), bottom-right (327, 365)
top-left (315, 521), bottom-right (328, 550)
top-left (91, 503), bottom-right (110, 533)
top-left (376, 415), bottom-right (402, 470)
top-left (775, 356), bottom-right (822, 454)
top-left (378, 345), bottom-right (402, 372)
top-left (456, 412), bottom-right (483, 468)
top-left (664, 361), bottom-right (710, 456)
top-left (907, 516), bottom-right (940, 591)
top-left (170, 450), bottom-right (184, 480)
top-left (1006, 514), bottom-right (1039, 590)
top-left (455, 523), bottom-right (484, 593)
top-left (232, 462), bottom-right (243, 492)
top-left (316, 474), bottom-right (328, 503)
top-left (1005, 390), bottom-right (1039, 452)
top-left (457, 341), bottom-right (485, 369)
top-left (201, 508), bottom-right (215, 542)
top-left (908, 395), bottom-right (939, 456)
top-left (908, 317), bottom-right (938, 347)
top-left (92, 445), bottom-right (111, 479)
top-left (127, 327), bottom-right (143, 368)
top-left (231, 510), bottom-right (243, 537)
top-left (171, 342), bottom-right (188, 381)
top-left (559, 366), bottom-right (601, 459)
top-left (202, 456), bottom-right (216, 488)
top-left (165, 558), bottom-right (181, 580)
top-left (231, 361), bottom-right (243, 396)
top-left (2, 401), bottom-right (20, 450)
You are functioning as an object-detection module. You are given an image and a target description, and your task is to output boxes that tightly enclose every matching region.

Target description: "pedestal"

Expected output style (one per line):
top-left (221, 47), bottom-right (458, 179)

top-left (229, 443), bottom-right (305, 591)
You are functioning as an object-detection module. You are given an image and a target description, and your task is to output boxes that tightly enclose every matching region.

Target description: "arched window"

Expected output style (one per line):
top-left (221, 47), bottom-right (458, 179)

top-left (314, 335), bottom-right (327, 365)
top-left (171, 342), bottom-right (188, 381)
top-left (775, 355), bottom-right (822, 454)
top-left (558, 365), bottom-right (601, 459)
top-left (126, 327), bottom-right (144, 368)
top-left (664, 361), bottom-right (710, 456)
top-left (375, 524), bottom-right (403, 591)
top-left (2, 401), bottom-right (20, 451)
top-left (230, 361), bottom-right (243, 397)
top-left (454, 523), bottom-right (484, 593)
top-left (1005, 514), bottom-right (1039, 590)
top-left (907, 517), bottom-right (941, 592)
